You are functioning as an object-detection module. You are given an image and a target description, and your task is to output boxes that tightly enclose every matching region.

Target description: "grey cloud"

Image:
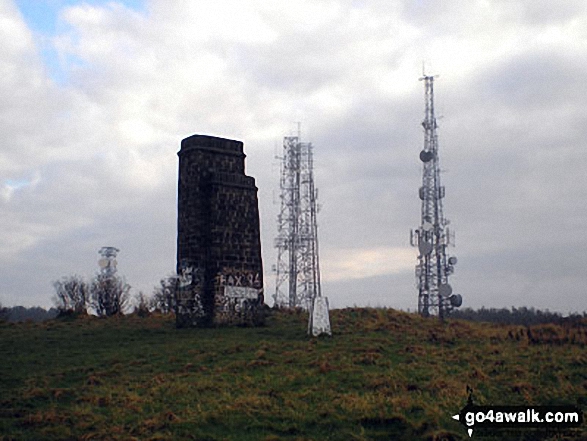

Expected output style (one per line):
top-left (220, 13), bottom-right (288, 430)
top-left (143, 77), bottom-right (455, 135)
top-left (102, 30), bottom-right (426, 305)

top-left (457, 241), bottom-right (587, 313)
top-left (496, 0), bottom-right (587, 26)
top-left (477, 49), bottom-right (585, 110)
top-left (1, 0), bottom-right (586, 316)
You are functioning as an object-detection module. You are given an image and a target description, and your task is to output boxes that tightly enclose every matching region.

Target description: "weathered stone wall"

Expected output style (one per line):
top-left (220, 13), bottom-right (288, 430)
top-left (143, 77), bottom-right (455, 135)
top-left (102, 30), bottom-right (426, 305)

top-left (176, 135), bottom-right (264, 327)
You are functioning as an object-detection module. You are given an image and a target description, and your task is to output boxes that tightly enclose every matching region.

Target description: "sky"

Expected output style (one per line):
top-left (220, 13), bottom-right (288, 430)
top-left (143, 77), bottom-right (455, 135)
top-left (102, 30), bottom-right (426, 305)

top-left (1, 0), bottom-right (586, 314)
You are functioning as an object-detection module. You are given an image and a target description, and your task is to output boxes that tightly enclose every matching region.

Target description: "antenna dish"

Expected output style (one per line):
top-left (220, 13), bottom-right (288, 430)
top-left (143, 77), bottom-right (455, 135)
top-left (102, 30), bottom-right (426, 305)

top-left (420, 150), bottom-right (433, 162)
top-left (449, 294), bottom-right (462, 307)
top-left (448, 256), bottom-right (457, 265)
top-left (98, 258), bottom-right (109, 269)
top-left (422, 221), bottom-right (433, 232)
top-left (418, 241), bottom-right (432, 256)
top-left (438, 283), bottom-right (452, 297)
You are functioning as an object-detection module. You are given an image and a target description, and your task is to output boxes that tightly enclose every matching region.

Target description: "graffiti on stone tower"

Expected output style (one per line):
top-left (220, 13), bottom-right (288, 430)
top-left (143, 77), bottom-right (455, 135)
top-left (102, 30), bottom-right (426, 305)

top-left (215, 268), bottom-right (262, 320)
top-left (176, 135), bottom-right (264, 327)
top-left (174, 260), bottom-right (205, 325)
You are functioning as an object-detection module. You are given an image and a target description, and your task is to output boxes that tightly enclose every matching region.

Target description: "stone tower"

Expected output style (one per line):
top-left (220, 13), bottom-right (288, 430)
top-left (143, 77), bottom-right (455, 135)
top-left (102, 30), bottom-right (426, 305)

top-left (176, 134), bottom-right (264, 327)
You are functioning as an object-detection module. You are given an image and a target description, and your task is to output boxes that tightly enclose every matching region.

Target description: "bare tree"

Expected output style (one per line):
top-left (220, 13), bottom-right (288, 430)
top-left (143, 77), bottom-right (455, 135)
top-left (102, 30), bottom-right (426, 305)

top-left (90, 275), bottom-right (130, 317)
top-left (151, 276), bottom-right (178, 314)
top-left (52, 275), bottom-right (89, 315)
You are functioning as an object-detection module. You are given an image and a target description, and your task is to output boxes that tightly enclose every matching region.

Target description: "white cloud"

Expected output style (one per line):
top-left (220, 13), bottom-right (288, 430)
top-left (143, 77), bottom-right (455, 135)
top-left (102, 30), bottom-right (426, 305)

top-left (322, 247), bottom-right (415, 282)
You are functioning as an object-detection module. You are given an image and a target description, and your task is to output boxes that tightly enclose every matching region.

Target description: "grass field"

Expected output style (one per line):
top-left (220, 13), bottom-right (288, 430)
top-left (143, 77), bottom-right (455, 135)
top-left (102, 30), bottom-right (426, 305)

top-left (0, 308), bottom-right (586, 440)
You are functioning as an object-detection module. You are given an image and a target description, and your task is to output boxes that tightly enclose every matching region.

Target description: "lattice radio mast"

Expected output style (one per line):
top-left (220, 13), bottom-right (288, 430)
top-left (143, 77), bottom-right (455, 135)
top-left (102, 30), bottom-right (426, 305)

top-left (98, 246), bottom-right (119, 278)
top-left (410, 76), bottom-right (462, 318)
top-left (273, 127), bottom-right (322, 310)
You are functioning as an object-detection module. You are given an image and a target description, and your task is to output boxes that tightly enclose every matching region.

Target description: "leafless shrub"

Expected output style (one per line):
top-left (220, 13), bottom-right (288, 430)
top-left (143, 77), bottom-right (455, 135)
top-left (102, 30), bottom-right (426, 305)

top-left (151, 276), bottom-right (178, 314)
top-left (134, 291), bottom-right (151, 317)
top-left (90, 275), bottom-right (130, 317)
top-left (52, 275), bottom-right (89, 315)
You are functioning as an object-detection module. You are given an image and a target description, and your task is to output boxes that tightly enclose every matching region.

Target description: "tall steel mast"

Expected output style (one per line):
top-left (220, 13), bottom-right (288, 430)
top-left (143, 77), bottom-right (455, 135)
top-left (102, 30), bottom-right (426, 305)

top-left (274, 129), bottom-right (321, 310)
top-left (410, 76), bottom-right (462, 318)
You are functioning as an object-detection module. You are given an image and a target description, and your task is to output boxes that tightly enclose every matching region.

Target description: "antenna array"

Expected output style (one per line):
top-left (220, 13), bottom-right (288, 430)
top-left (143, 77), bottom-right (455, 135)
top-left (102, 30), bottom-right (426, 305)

top-left (410, 76), bottom-right (462, 318)
top-left (98, 246), bottom-right (120, 278)
top-left (273, 130), bottom-right (322, 310)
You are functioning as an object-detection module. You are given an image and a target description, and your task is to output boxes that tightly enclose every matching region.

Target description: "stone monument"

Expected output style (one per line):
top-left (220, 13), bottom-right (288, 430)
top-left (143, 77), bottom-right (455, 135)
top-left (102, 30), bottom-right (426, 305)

top-left (176, 134), bottom-right (264, 327)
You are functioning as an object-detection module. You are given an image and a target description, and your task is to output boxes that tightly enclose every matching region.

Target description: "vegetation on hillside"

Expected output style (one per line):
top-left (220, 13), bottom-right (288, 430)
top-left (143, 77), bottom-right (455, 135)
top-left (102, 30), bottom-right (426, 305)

top-left (0, 305), bottom-right (58, 322)
top-left (450, 306), bottom-right (587, 326)
top-left (1, 308), bottom-right (585, 440)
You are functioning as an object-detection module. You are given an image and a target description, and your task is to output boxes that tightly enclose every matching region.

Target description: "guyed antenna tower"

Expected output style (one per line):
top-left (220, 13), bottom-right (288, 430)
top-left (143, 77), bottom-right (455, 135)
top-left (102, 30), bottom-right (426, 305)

top-left (410, 76), bottom-right (462, 318)
top-left (273, 125), bottom-right (331, 335)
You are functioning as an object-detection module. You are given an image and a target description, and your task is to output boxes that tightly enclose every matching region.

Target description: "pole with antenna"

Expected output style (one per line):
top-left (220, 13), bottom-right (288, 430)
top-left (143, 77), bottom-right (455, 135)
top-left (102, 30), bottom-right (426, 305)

top-left (273, 124), bottom-right (331, 335)
top-left (410, 75), bottom-right (462, 318)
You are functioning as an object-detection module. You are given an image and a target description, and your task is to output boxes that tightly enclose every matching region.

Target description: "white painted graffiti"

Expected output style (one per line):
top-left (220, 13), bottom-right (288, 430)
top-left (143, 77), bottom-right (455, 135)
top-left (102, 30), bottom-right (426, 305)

top-left (224, 286), bottom-right (260, 300)
top-left (217, 269), bottom-right (262, 314)
top-left (217, 270), bottom-right (261, 289)
top-left (178, 264), bottom-right (203, 289)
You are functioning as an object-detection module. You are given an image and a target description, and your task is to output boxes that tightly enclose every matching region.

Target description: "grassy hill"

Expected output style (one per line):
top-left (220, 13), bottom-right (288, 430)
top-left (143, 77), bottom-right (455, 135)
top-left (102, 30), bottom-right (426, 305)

top-left (0, 308), bottom-right (585, 440)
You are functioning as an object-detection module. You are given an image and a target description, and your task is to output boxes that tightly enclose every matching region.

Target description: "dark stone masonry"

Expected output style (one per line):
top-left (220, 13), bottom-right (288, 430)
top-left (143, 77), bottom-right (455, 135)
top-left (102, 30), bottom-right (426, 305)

top-left (176, 134), bottom-right (264, 327)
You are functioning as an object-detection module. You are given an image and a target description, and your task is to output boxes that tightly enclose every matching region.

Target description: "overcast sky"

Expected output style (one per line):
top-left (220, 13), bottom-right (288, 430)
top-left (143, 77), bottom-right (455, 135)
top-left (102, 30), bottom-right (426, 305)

top-left (1, 0), bottom-right (586, 314)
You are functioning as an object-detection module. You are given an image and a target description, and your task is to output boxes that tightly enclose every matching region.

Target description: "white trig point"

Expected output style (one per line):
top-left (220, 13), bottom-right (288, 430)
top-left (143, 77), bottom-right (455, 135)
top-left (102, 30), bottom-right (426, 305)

top-left (309, 296), bottom-right (331, 336)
